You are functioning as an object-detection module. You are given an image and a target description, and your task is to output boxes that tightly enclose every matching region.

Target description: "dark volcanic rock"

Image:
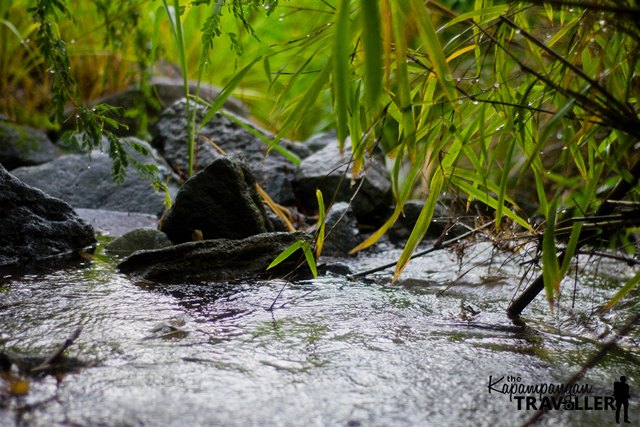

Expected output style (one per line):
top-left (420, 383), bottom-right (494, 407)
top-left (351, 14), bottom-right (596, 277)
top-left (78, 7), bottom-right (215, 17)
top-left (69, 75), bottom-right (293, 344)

top-left (0, 165), bottom-right (95, 269)
top-left (105, 228), bottom-right (173, 257)
top-left (0, 119), bottom-right (59, 170)
top-left (153, 99), bottom-right (305, 203)
top-left (11, 138), bottom-right (178, 216)
top-left (159, 156), bottom-right (276, 244)
top-left (293, 137), bottom-right (392, 222)
top-left (118, 232), bottom-right (309, 282)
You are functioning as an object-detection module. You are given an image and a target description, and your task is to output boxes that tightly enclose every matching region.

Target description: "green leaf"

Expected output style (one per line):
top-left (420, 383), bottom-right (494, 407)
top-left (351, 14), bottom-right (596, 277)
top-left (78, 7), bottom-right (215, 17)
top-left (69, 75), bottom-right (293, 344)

top-left (302, 242), bottom-right (318, 278)
top-left (542, 201), bottom-right (561, 310)
top-left (333, 0), bottom-right (351, 147)
top-left (316, 189), bottom-right (326, 258)
top-left (359, 0), bottom-right (383, 105)
top-left (267, 240), bottom-right (303, 270)
top-left (198, 55), bottom-right (263, 131)
top-left (604, 270), bottom-right (640, 311)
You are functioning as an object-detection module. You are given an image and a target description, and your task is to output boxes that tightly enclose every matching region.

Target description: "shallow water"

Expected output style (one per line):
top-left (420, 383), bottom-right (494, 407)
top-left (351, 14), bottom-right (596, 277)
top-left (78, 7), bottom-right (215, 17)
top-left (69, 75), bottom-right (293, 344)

top-left (1, 242), bottom-right (639, 426)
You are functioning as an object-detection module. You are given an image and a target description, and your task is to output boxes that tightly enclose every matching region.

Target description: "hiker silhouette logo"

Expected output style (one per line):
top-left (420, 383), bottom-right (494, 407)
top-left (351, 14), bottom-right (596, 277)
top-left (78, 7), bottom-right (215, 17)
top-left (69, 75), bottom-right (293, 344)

top-left (613, 376), bottom-right (631, 424)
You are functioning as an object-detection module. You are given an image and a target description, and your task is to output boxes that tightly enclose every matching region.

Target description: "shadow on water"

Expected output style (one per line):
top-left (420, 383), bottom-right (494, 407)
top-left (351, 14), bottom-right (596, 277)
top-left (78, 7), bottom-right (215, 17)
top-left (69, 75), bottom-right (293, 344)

top-left (1, 242), bottom-right (639, 426)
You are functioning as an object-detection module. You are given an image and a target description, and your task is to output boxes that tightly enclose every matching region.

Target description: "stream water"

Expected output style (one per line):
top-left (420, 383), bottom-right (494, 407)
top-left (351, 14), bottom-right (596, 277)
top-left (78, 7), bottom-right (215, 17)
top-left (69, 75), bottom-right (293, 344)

top-left (1, 241), bottom-right (639, 426)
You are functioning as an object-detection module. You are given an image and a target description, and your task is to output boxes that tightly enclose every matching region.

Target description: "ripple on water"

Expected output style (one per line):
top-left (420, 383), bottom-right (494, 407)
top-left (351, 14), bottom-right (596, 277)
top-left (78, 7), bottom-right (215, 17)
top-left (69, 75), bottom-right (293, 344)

top-left (1, 244), bottom-right (639, 426)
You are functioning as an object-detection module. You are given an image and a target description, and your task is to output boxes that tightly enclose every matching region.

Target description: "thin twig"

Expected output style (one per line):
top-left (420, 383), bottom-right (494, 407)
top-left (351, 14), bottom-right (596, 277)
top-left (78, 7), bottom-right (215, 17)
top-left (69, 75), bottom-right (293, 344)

top-left (31, 327), bottom-right (82, 373)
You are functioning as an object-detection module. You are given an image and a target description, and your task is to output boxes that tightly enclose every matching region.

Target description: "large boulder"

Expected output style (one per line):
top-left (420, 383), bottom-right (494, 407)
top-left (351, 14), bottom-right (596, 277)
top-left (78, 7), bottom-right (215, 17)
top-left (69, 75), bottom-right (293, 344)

top-left (0, 119), bottom-right (59, 170)
top-left (11, 138), bottom-right (178, 217)
top-left (0, 165), bottom-right (95, 269)
top-left (152, 99), bottom-right (306, 203)
top-left (293, 137), bottom-right (392, 222)
top-left (159, 156), bottom-right (276, 244)
top-left (118, 232), bottom-right (309, 282)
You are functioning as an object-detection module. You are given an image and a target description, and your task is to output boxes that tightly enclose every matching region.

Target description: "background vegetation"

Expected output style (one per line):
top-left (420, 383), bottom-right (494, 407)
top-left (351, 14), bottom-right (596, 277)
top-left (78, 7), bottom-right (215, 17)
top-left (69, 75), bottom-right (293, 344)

top-left (2, 0), bottom-right (639, 311)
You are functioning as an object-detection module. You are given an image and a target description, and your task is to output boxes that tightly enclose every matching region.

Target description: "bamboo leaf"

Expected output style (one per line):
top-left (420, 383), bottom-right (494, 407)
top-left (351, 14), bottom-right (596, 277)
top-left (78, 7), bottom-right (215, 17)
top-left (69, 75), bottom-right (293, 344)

top-left (393, 170), bottom-right (444, 282)
top-left (302, 242), bottom-right (318, 278)
top-left (604, 270), bottom-right (640, 311)
top-left (316, 189), bottom-right (326, 258)
top-left (542, 201), bottom-right (561, 309)
top-left (333, 0), bottom-right (351, 147)
top-left (198, 56), bottom-right (263, 131)
top-left (410, 0), bottom-right (456, 102)
top-left (267, 240), bottom-right (303, 270)
top-left (359, 0), bottom-right (383, 104)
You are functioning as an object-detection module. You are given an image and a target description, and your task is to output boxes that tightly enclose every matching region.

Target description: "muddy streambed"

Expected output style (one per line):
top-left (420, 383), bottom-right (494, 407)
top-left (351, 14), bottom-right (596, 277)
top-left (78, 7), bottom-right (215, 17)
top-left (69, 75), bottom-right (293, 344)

top-left (1, 242), bottom-right (639, 426)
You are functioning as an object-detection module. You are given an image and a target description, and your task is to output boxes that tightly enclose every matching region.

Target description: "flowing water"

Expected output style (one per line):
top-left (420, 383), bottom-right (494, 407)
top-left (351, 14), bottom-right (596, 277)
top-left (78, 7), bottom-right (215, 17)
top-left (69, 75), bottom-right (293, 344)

top-left (1, 241), bottom-right (639, 426)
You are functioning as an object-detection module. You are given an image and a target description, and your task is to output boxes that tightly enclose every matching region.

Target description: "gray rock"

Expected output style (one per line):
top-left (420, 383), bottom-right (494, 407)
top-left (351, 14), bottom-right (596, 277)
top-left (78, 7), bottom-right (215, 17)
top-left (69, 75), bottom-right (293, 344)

top-left (159, 156), bottom-right (276, 244)
top-left (105, 228), bottom-right (172, 257)
top-left (317, 202), bottom-right (361, 257)
top-left (294, 137), bottom-right (392, 222)
top-left (118, 232), bottom-right (310, 282)
top-left (0, 165), bottom-right (95, 269)
top-left (153, 99), bottom-right (304, 203)
top-left (0, 120), bottom-right (59, 170)
top-left (11, 138), bottom-right (178, 217)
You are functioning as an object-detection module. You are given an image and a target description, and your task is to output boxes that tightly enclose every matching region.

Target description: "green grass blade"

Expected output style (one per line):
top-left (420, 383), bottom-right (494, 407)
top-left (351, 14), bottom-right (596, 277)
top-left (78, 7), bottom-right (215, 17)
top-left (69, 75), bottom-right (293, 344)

top-left (542, 201), bottom-right (561, 310)
top-left (604, 270), bottom-right (640, 311)
top-left (410, 0), bottom-right (456, 102)
top-left (333, 0), bottom-right (351, 147)
top-left (302, 242), bottom-right (318, 278)
top-left (198, 55), bottom-right (263, 131)
top-left (393, 169), bottom-right (444, 282)
top-left (316, 189), bottom-right (326, 258)
top-left (220, 111), bottom-right (301, 166)
top-left (267, 240), bottom-right (303, 270)
top-left (359, 0), bottom-right (383, 105)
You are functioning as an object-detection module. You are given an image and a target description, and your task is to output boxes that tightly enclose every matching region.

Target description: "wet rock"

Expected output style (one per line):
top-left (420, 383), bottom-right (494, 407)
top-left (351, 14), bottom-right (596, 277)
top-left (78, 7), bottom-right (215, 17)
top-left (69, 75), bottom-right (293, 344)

top-left (11, 138), bottom-right (178, 217)
top-left (317, 202), bottom-right (361, 257)
top-left (153, 99), bottom-right (305, 203)
top-left (105, 228), bottom-right (172, 257)
top-left (159, 156), bottom-right (276, 244)
top-left (0, 119), bottom-right (59, 170)
top-left (0, 165), bottom-right (95, 269)
top-left (293, 137), bottom-right (392, 223)
top-left (118, 232), bottom-right (309, 282)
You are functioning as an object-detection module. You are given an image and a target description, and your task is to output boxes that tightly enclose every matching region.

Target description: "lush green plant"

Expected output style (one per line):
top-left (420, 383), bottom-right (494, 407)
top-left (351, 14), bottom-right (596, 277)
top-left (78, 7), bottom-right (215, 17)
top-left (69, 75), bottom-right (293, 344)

top-left (4, 0), bottom-right (640, 312)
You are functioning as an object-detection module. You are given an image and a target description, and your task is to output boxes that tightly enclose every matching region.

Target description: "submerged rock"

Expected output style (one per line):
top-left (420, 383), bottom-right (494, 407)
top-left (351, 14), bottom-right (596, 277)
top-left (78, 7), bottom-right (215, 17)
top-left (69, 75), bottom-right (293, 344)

top-left (0, 165), bottom-right (95, 269)
top-left (293, 137), bottom-right (392, 222)
top-left (117, 232), bottom-right (310, 282)
top-left (0, 119), bottom-right (59, 170)
top-left (11, 138), bottom-right (178, 217)
top-left (153, 99), bottom-right (305, 203)
top-left (159, 156), bottom-right (277, 244)
top-left (105, 228), bottom-right (172, 257)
